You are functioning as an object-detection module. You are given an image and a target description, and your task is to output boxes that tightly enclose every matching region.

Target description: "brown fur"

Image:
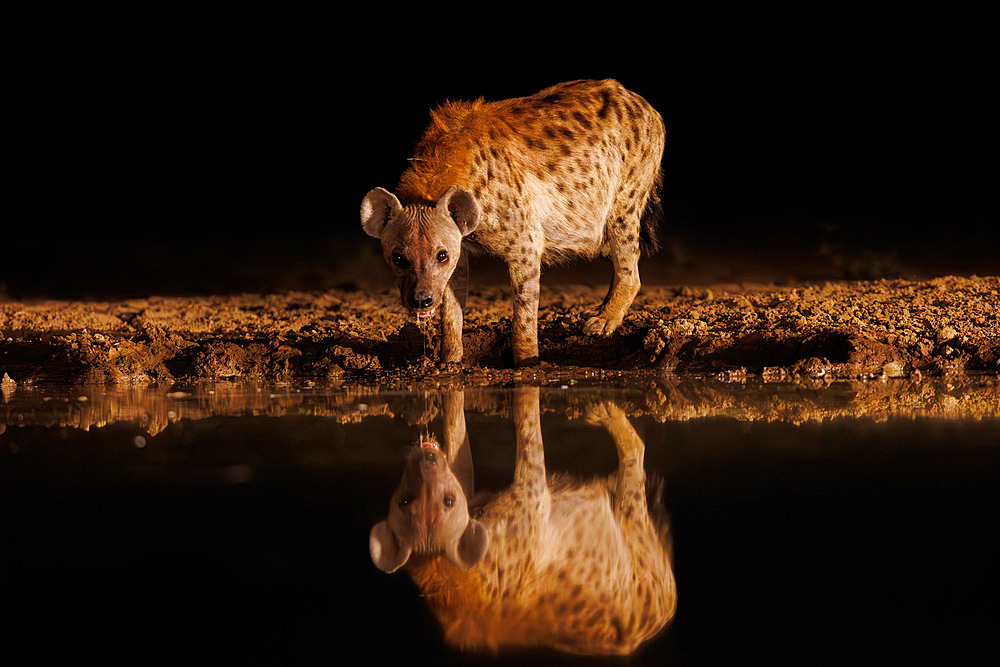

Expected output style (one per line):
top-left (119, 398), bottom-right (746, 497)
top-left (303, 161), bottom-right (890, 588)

top-left (361, 79), bottom-right (666, 365)
top-left (369, 388), bottom-right (677, 656)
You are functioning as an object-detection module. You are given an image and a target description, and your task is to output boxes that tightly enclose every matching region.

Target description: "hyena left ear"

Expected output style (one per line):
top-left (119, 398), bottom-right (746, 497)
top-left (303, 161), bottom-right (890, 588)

top-left (448, 518), bottom-right (489, 570)
top-left (436, 185), bottom-right (480, 237)
top-left (361, 187), bottom-right (402, 239)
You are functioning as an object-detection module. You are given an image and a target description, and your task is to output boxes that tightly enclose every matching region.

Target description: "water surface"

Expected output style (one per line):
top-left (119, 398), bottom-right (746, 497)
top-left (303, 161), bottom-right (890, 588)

top-left (2, 376), bottom-right (998, 663)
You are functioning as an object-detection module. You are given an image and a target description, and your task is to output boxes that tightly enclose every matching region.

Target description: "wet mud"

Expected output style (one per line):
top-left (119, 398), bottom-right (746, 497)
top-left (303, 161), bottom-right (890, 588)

top-left (1, 275), bottom-right (998, 386)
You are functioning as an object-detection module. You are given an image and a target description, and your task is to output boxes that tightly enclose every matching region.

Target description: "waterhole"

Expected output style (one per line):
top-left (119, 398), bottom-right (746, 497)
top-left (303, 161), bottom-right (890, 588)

top-left (2, 375), bottom-right (998, 663)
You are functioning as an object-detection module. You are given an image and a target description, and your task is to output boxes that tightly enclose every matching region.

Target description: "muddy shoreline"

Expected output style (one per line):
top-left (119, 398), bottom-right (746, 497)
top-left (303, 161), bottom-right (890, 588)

top-left (1, 275), bottom-right (997, 387)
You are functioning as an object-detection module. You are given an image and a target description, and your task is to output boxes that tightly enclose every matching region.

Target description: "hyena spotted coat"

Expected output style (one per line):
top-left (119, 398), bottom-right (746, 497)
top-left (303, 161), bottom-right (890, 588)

top-left (361, 79), bottom-right (665, 366)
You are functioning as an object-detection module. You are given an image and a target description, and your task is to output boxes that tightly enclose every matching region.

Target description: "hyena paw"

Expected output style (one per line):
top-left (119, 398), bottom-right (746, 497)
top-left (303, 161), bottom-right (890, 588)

top-left (440, 343), bottom-right (463, 364)
top-left (583, 401), bottom-right (617, 425)
top-left (583, 314), bottom-right (623, 336)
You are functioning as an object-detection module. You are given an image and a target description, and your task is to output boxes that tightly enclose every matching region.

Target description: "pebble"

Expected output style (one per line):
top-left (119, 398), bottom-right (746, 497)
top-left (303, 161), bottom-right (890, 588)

top-left (936, 325), bottom-right (958, 342)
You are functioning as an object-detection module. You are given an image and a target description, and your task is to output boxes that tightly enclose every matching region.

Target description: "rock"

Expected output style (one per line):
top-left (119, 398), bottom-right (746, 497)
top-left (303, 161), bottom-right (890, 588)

top-left (936, 324), bottom-right (958, 342)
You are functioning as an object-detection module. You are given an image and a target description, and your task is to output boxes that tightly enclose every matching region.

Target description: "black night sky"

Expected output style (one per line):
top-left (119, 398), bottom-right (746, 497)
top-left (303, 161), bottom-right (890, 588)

top-left (6, 17), bottom-right (996, 299)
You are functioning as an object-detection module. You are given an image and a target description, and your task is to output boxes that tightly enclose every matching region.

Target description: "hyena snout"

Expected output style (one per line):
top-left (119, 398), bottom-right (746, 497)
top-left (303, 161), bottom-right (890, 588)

top-left (404, 289), bottom-right (437, 310)
top-left (400, 278), bottom-right (442, 318)
top-left (407, 446), bottom-right (440, 472)
top-left (406, 290), bottom-right (435, 310)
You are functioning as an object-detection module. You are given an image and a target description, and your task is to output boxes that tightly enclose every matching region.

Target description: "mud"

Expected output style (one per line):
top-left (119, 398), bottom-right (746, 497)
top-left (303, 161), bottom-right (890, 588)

top-left (1, 275), bottom-right (998, 386)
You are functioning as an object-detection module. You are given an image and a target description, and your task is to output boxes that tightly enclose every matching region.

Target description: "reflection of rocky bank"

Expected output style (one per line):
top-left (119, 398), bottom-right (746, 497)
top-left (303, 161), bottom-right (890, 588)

top-left (1, 276), bottom-right (998, 384)
top-left (2, 375), bottom-right (998, 436)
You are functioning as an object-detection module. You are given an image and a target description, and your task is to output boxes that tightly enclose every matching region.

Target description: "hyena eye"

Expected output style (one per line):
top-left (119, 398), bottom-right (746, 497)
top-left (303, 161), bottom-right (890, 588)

top-left (436, 250), bottom-right (449, 263)
top-left (398, 495), bottom-right (411, 508)
top-left (443, 495), bottom-right (455, 509)
top-left (392, 252), bottom-right (410, 268)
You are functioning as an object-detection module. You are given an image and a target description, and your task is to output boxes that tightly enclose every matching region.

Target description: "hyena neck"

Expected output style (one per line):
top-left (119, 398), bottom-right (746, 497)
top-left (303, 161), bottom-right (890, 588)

top-left (396, 99), bottom-right (496, 205)
top-left (396, 163), bottom-right (474, 208)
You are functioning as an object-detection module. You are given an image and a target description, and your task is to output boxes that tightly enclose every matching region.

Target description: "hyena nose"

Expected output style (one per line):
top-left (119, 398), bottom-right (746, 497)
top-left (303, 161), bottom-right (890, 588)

top-left (408, 294), bottom-right (433, 309)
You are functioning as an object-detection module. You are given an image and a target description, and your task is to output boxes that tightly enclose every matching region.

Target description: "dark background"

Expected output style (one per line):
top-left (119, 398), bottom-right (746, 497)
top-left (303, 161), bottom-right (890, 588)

top-left (6, 15), bottom-right (996, 299)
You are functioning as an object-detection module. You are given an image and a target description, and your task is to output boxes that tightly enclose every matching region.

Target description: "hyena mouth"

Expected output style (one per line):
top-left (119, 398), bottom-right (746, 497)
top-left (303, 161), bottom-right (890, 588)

top-left (412, 307), bottom-right (436, 321)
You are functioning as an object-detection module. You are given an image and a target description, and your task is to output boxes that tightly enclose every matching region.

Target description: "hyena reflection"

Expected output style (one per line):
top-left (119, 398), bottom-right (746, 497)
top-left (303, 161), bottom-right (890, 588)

top-left (369, 388), bottom-right (676, 655)
top-left (361, 79), bottom-right (665, 366)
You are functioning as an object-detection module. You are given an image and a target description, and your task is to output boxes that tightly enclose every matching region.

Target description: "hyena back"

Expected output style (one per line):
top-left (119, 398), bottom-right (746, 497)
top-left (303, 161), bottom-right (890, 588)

top-left (361, 79), bottom-right (665, 365)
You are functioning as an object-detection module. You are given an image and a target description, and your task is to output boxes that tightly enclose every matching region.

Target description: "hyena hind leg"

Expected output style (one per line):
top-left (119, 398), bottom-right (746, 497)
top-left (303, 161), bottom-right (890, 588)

top-left (583, 214), bottom-right (642, 336)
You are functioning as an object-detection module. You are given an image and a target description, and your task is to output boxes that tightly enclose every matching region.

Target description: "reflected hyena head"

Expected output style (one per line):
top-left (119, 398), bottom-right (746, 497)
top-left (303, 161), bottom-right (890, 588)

top-left (369, 439), bottom-right (487, 573)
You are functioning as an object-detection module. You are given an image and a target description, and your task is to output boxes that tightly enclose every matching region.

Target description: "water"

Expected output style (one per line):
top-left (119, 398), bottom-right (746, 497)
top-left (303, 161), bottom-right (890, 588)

top-left (2, 376), bottom-right (998, 664)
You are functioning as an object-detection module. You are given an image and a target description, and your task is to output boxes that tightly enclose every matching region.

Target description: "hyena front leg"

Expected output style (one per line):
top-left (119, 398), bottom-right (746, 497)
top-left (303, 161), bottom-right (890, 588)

top-left (442, 388), bottom-right (474, 499)
top-left (583, 212), bottom-right (642, 336)
top-left (441, 253), bottom-right (469, 363)
top-left (508, 252), bottom-right (542, 366)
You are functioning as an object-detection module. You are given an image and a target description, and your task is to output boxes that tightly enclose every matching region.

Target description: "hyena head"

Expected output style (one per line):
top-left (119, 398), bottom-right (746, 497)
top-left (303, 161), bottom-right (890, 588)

top-left (360, 186), bottom-right (479, 320)
top-left (369, 438), bottom-right (488, 573)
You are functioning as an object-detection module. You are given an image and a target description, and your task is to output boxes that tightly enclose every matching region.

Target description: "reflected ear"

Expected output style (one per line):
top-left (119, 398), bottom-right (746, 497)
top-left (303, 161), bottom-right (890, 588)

top-left (436, 185), bottom-right (480, 237)
top-left (370, 521), bottom-right (412, 573)
top-left (450, 518), bottom-right (489, 570)
top-left (361, 187), bottom-right (402, 238)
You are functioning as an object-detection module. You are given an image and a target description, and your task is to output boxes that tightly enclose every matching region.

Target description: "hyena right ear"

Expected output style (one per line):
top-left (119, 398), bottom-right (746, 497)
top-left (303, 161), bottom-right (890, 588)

top-left (370, 520), bottom-right (412, 573)
top-left (360, 187), bottom-right (402, 238)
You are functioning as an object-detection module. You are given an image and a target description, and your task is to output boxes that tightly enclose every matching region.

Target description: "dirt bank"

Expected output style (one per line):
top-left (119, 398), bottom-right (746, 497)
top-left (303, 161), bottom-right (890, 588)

top-left (1, 275), bottom-right (997, 386)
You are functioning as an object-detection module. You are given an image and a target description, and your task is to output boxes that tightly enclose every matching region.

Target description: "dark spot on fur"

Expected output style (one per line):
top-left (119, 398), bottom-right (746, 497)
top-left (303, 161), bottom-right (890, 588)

top-left (572, 111), bottom-right (592, 130)
top-left (597, 90), bottom-right (611, 118)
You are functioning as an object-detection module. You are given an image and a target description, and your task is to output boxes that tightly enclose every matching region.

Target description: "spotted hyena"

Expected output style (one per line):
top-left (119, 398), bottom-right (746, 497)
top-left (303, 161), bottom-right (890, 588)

top-left (369, 388), bottom-right (676, 655)
top-left (360, 79), bottom-right (665, 366)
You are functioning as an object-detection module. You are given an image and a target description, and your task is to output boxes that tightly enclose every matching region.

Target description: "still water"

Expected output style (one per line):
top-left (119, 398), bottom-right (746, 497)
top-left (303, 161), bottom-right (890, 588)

top-left (2, 376), bottom-right (998, 664)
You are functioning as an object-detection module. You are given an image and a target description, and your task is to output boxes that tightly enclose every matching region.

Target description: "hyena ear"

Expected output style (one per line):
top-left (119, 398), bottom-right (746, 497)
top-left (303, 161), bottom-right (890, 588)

top-left (448, 518), bottom-right (489, 570)
top-left (369, 521), bottom-right (412, 573)
top-left (361, 187), bottom-right (402, 239)
top-left (436, 185), bottom-right (480, 237)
